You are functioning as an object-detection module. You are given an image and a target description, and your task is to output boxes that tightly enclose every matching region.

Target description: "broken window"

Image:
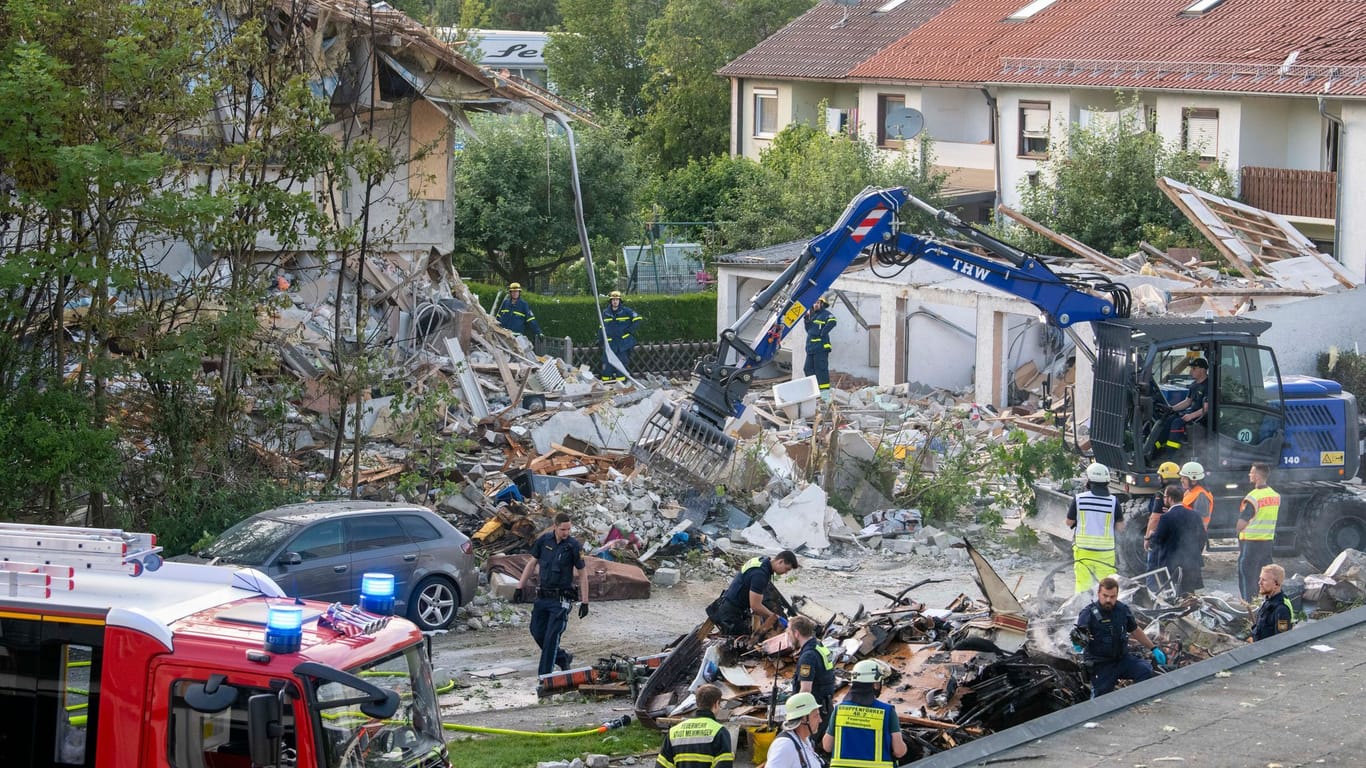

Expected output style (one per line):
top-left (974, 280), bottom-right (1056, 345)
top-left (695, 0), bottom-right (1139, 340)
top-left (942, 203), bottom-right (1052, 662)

top-left (1019, 101), bottom-right (1050, 158)
top-left (878, 94), bottom-right (906, 149)
top-left (1183, 108), bottom-right (1219, 161)
top-left (754, 89), bottom-right (778, 138)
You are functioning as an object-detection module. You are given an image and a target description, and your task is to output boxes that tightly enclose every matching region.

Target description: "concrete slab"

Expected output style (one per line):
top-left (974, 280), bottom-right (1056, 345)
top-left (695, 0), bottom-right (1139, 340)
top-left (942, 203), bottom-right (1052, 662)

top-left (762, 484), bottom-right (831, 551)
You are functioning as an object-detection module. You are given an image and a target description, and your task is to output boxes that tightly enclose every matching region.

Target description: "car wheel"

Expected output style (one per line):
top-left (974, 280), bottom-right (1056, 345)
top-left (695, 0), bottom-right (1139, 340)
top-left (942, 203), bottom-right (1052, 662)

top-left (409, 576), bottom-right (460, 631)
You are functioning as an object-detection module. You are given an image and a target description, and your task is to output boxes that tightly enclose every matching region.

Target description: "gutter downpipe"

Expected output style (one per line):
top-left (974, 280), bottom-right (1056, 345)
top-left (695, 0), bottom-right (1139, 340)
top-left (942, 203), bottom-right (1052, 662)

top-left (1318, 96), bottom-right (1345, 260)
top-left (981, 87), bottom-right (1003, 224)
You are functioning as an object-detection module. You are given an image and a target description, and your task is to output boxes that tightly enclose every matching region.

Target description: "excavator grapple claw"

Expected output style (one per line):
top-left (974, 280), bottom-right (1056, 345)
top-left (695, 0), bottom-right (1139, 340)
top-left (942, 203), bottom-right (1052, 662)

top-left (631, 401), bottom-right (735, 489)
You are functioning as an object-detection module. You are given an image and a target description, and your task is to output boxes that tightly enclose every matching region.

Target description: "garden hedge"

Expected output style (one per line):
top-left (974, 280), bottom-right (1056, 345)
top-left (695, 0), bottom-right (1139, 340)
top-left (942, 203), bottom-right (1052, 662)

top-left (464, 282), bottom-right (717, 344)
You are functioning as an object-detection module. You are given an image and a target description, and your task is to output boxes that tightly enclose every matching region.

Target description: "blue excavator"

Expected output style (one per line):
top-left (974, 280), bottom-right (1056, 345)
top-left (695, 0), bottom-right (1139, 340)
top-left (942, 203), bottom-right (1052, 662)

top-left (632, 187), bottom-right (1364, 570)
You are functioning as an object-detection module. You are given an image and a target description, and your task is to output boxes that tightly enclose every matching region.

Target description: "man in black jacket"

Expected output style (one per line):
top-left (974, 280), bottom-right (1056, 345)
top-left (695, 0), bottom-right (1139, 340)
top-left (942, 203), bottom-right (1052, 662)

top-left (1251, 564), bottom-right (1294, 641)
top-left (1150, 484), bottom-right (1207, 595)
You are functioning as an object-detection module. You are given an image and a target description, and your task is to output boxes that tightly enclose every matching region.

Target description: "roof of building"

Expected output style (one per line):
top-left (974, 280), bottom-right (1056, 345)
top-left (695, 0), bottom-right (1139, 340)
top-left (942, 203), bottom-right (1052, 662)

top-left (847, 0), bottom-right (1366, 97)
top-left (718, 0), bottom-right (957, 81)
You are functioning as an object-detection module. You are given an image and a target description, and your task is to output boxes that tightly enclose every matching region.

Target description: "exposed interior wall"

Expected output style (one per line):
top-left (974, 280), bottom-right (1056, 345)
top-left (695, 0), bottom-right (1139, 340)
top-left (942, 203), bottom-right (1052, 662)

top-left (409, 99), bottom-right (450, 202)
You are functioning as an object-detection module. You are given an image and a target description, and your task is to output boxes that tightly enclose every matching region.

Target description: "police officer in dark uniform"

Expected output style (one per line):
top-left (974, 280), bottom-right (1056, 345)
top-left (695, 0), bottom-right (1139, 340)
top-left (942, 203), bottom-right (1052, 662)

top-left (1072, 575), bottom-right (1166, 698)
top-left (788, 615), bottom-right (835, 742)
top-left (706, 551), bottom-right (799, 636)
top-left (1251, 563), bottom-right (1294, 641)
top-left (517, 512), bottom-right (589, 677)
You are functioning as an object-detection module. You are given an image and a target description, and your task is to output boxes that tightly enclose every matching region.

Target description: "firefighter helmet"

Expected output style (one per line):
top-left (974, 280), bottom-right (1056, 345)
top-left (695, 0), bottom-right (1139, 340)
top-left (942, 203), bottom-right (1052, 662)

top-left (1085, 462), bottom-right (1110, 483)
top-left (784, 692), bottom-right (820, 722)
top-left (1157, 461), bottom-right (1181, 480)
top-left (508, 282), bottom-right (522, 291)
top-left (851, 659), bottom-right (885, 684)
top-left (1180, 461), bottom-right (1205, 481)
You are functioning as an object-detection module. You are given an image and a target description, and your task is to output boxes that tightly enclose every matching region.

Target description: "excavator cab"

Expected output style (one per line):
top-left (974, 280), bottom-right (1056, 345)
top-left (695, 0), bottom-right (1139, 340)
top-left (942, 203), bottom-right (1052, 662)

top-left (1090, 316), bottom-right (1287, 486)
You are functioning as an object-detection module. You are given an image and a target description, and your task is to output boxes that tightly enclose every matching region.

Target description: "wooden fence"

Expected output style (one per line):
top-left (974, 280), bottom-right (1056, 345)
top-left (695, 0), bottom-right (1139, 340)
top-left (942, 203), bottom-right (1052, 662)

top-left (1240, 166), bottom-right (1335, 219)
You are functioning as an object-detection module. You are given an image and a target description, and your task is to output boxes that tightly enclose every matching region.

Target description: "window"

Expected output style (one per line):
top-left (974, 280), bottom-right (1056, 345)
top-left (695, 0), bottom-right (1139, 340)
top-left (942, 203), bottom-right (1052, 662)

top-left (825, 107), bottom-right (852, 137)
top-left (168, 680), bottom-right (296, 768)
top-left (753, 89), bottom-right (778, 137)
top-left (1007, 0), bottom-right (1058, 20)
top-left (1019, 101), bottom-right (1050, 157)
top-left (1326, 118), bottom-right (1340, 172)
top-left (1183, 108), bottom-right (1219, 160)
top-left (877, 0), bottom-right (910, 11)
top-left (0, 617), bottom-right (103, 768)
top-left (877, 94), bottom-right (906, 149)
top-left (398, 514), bottom-right (442, 543)
top-left (1181, 0), bottom-right (1225, 14)
top-left (347, 515), bottom-right (408, 552)
top-left (288, 520), bottom-right (345, 561)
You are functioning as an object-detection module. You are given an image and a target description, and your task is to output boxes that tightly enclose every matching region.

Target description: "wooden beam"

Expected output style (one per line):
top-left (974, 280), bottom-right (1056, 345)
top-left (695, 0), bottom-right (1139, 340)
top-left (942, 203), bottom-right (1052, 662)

top-left (997, 205), bottom-right (1133, 273)
top-left (1156, 178), bottom-right (1259, 280)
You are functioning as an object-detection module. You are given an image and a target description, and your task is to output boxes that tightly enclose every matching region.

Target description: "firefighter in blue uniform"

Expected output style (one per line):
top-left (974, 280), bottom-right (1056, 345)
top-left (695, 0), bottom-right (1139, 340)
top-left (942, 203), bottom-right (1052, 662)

top-left (1072, 575), bottom-right (1166, 698)
top-left (788, 615), bottom-right (835, 743)
top-left (601, 291), bottom-right (642, 382)
top-left (706, 551), bottom-right (798, 637)
top-left (496, 282), bottom-right (541, 339)
top-left (516, 512), bottom-right (589, 677)
top-left (822, 660), bottom-right (907, 767)
top-left (803, 296), bottom-right (837, 396)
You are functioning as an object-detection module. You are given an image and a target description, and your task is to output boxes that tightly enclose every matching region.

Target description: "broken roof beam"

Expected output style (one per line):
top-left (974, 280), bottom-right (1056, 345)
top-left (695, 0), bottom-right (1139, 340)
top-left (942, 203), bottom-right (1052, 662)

top-left (996, 205), bottom-right (1135, 274)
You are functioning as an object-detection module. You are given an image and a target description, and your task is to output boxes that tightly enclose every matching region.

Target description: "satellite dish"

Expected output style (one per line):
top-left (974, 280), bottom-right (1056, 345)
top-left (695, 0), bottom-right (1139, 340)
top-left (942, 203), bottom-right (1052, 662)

top-left (884, 106), bottom-right (924, 141)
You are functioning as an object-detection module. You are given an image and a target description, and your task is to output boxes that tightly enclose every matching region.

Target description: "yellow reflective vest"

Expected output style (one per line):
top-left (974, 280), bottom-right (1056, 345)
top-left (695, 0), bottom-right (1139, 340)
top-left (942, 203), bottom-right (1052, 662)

top-left (1073, 491), bottom-right (1118, 551)
top-left (1239, 486), bottom-right (1280, 541)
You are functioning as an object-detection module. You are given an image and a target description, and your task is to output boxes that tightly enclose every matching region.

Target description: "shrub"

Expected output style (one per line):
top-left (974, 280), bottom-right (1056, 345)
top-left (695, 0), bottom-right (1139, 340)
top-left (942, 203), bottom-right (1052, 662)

top-left (465, 282), bottom-right (717, 343)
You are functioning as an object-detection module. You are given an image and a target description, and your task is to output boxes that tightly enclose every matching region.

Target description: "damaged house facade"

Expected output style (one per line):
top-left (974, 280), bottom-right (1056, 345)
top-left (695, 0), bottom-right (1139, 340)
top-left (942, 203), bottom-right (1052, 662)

top-left (716, 0), bottom-right (1366, 414)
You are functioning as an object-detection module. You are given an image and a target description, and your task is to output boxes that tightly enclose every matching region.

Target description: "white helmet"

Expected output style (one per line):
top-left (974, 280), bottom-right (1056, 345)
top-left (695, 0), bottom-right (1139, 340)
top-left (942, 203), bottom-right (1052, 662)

top-left (851, 659), bottom-right (886, 684)
top-left (1085, 462), bottom-right (1110, 483)
top-left (784, 692), bottom-right (821, 722)
top-left (1180, 461), bottom-right (1205, 481)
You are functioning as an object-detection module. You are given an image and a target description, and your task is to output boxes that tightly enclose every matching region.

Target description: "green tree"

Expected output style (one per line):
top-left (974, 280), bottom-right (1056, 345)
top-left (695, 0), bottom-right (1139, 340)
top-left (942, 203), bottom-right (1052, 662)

top-left (451, 114), bottom-right (639, 289)
top-left (639, 0), bottom-right (813, 169)
top-left (644, 154), bottom-right (763, 224)
top-left (490, 0), bottom-right (560, 29)
top-left (1018, 99), bottom-right (1235, 257)
top-left (546, 0), bottom-right (665, 120)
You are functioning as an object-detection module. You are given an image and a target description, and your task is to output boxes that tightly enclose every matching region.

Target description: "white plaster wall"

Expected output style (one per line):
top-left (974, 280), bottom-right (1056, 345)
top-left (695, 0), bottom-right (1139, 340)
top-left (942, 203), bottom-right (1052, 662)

top-left (856, 85), bottom-right (922, 146)
top-left (1239, 97), bottom-right (1290, 169)
top-left (1338, 101), bottom-right (1366, 280)
top-left (922, 87), bottom-right (991, 143)
top-left (1283, 99), bottom-right (1330, 170)
top-left (997, 88), bottom-right (1072, 209)
top-left (1251, 286), bottom-right (1366, 377)
top-left (1153, 93), bottom-right (1242, 171)
top-left (735, 79), bottom-right (796, 160)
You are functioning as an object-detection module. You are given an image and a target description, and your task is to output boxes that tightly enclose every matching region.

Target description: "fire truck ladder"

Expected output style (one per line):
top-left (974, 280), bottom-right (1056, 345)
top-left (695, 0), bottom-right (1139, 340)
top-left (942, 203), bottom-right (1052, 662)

top-left (0, 523), bottom-right (165, 597)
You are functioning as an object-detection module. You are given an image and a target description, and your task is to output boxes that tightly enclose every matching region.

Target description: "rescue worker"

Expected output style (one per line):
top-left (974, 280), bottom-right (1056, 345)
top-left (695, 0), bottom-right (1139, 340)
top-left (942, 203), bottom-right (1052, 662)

top-left (496, 282), bottom-right (541, 340)
top-left (821, 659), bottom-right (908, 767)
top-left (600, 290), bottom-right (642, 382)
top-left (1071, 575), bottom-right (1166, 698)
top-left (803, 296), bottom-right (837, 397)
top-left (1143, 461), bottom-right (1183, 589)
top-left (765, 692), bottom-right (823, 768)
top-left (1147, 357), bottom-right (1209, 462)
top-left (788, 616), bottom-right (835, 740)
top-left (1251, 564), bottom-right (1294, 641)
top-left (706, 551), bottom-right (798, 637)
top-left (1068, 462), bottom-right (1124, 594)
top-left (1180, 461), bottom-right (1215, 532)
top-left (657, 683), bottom-right (733, 768)
top-left (516, 512), bottom-right (590, 677)
top-left (1149, 483), bottom-right (1206, 595)
top-left (1237, 462), bottom-right (1281, 602)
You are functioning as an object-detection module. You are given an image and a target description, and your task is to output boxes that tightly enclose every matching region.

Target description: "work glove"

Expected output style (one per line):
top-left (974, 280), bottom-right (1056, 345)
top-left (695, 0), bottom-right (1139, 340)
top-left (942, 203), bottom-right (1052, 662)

top-left (1068, 625), bottom-right (1089, 653)
top-left (777, 615), bottom-right (788, 629)
top-left (1152, 648), bottom-right (1167, 666)
top-left (578, 602), bottom-right (590, 619)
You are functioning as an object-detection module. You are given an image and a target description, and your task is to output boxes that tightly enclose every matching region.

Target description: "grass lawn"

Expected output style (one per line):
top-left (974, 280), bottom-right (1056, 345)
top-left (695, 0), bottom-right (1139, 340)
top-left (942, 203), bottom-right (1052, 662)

top-left (446, 722), bottom-right (663, 768)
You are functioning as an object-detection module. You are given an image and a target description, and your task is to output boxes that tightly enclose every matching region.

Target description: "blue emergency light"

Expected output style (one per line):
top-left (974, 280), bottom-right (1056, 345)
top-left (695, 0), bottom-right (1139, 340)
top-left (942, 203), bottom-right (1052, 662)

top-left (360, 572), bottom-right (396, 615)
top-left (264, 604), bottom-right (304, 654)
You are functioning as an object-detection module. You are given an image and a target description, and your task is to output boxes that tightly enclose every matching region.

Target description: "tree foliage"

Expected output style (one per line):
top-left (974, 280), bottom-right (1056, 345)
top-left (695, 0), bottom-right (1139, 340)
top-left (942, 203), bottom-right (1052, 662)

top-left (638, 0), bottom-right (813, 169)
top-left (546, 0), bottom-right (665, 120)
top-left (451, 114), bottom-right (639, 289)
top-left (1018, 101), bottom-right (1235, 257)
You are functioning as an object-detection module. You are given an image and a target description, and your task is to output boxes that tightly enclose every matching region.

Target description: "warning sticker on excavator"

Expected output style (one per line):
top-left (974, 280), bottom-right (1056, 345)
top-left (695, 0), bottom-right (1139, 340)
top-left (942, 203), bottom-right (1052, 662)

top-left (783, 301), bottom-right (806, 328)
top-left (1321, 451), bottom-right (1345, 466)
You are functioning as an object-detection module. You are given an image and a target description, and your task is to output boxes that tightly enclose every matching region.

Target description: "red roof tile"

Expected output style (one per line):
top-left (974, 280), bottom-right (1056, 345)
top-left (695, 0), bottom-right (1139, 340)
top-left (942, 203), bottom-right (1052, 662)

top-left (719, 0), bottom-right (958, 80)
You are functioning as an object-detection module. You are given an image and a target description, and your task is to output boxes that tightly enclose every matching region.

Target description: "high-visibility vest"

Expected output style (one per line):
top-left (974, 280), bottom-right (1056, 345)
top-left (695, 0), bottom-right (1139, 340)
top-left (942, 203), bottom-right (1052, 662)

top-left (659, 715), bottom-right (732, 768)
top-left (1239, 487), bottom-right (1281, 541)
top-left (1073, 491), bottom-right (1118, 551)
top-left (829, 702), bottom-right (895, 768)
top-left (1184, 484), bottom-right (1215, 530)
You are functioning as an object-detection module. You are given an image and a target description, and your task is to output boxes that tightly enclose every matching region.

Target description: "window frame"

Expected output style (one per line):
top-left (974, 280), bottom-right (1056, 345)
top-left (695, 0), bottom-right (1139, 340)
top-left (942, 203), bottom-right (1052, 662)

top-left (877, 94), bottom-right (907, 149)
top-left (1018, 100), bottom-right (1051, 158)
top-left (753, 88), bottom-right (779, 138)
top-left (1182, 107), bottom-right (1220, 161)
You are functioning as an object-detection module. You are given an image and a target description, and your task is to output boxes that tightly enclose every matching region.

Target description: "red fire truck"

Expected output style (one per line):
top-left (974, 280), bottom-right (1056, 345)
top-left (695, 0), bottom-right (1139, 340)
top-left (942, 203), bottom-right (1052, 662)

top-left (0, 523), bottom-right (449, 768)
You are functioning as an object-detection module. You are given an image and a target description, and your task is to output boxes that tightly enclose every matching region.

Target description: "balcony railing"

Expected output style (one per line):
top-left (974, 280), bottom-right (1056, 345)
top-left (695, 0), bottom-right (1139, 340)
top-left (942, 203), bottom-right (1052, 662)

top-left (1240, 166), bottom-right (1336, 220)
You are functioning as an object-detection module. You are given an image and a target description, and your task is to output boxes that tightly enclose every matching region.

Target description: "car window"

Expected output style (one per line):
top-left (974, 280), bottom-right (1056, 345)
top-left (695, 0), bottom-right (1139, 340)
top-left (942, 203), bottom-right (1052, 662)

top-left (397, 514), bottom-right (442, 543)
top-left (199, 517), bottom-right (298, 564)
top-left (347, 515), bottom-right (408, 552)
top-left (288, 520), bottom-right (345, 561)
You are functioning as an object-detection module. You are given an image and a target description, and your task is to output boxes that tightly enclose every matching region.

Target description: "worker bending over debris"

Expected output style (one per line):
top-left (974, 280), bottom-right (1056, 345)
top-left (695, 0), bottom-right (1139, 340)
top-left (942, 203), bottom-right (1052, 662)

top-left (1072, 575), bottom-right (1166, 698)
top-left (1251, 564), bottom-right (1295, 641)
top-left (1068, 463), bottom-right (1123, 594)
top-left (517, 512), bottom-right (590, 677)
top-left (706, 551), bottom-right (798, 637)
top-left (656, 683), bottom-right (733, 768)
top-left (822, 660), bottom-right (908, 767)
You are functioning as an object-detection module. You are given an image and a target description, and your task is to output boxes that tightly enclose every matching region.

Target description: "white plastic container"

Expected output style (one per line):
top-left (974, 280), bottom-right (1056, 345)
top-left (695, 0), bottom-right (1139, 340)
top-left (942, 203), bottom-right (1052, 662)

top-left (773, 376), bottom-right (820, 420)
